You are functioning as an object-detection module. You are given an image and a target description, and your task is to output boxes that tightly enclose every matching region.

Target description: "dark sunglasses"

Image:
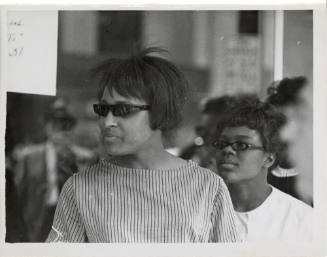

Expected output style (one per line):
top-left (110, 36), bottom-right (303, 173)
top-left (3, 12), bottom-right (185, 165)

top-left (93, 103), bottom-right (151, 117)
top-left (212, 140), bottom-right (264, 152)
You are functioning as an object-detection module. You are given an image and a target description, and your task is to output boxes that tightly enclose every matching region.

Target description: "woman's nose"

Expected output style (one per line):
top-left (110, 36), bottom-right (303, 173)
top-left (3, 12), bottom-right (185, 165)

top-left (222, 145), bottom-right (236, 155)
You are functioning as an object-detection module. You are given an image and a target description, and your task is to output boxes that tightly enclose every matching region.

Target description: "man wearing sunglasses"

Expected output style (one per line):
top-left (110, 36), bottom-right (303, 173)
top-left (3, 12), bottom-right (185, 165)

top-left (213, 99), bottom-right (313, 242)
top-left (47, 47), bottom-right (239, 243)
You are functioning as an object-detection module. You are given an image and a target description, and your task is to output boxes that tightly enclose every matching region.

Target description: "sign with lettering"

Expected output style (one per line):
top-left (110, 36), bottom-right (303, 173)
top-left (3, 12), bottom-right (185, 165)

top-left (7, 11), bottom-right (58, 95)
top-left (222, 36), bottom-right (261, 94)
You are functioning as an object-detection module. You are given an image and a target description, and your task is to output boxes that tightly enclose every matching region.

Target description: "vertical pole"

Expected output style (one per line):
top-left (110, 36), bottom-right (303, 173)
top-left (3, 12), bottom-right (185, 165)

top-left (192, 12), bottom-right (209, 69)
top-left (274, 10), bottom-right (284, 81)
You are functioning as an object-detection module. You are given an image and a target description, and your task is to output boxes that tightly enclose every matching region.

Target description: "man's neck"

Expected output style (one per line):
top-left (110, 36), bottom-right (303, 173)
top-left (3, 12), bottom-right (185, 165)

top-left (111, 133), bottom-right (186, 170)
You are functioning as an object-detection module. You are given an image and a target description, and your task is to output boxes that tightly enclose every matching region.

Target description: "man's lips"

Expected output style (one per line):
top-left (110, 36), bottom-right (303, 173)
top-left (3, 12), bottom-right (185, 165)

top-left (218, 161), bottom-right (238, 166)
top-left (104, 134), bottom-right (118, 137)
top-left (102, 131), bottom-right (121, 140)
top-left (103, 135), bottom-right (121, 144)
top-left (104, 135), bottom-right (120, 140)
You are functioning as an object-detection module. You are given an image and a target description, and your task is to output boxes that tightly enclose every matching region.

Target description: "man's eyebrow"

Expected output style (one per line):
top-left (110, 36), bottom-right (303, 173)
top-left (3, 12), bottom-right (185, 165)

top-left (234, 135), bottom-right (252, 139)
top-left (99, 100), bottom-right (132, 105)
top-left (115, 101), bottom-right (133, 104)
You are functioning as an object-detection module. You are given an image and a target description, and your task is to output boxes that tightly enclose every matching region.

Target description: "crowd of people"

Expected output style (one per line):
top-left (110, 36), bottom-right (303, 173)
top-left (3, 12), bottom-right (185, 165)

top-left (5, 47), bottom-right (313, 243)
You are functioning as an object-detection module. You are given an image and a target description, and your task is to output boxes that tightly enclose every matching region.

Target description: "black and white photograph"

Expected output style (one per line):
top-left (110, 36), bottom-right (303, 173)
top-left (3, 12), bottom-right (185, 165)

top-left (1, 2), bottom-right (326, 257)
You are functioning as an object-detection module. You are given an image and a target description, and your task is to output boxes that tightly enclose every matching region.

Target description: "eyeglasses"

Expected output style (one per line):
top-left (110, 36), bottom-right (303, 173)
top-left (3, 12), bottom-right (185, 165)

top-left (212, 140), bottom-right (264, 152)
top-left (93, 103), bottom-right (151, 117)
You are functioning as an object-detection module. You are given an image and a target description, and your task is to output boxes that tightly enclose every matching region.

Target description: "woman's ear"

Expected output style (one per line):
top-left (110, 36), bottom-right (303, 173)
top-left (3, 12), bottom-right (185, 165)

top-left (263, 153), bottom-right (276, 169)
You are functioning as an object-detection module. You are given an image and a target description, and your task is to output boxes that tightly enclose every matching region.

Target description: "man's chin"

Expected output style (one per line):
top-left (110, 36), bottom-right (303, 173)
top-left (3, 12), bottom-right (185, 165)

top-left (104, 145), bottom-right (120, 155)
top-left (104, 146), bottom-right (131, 157)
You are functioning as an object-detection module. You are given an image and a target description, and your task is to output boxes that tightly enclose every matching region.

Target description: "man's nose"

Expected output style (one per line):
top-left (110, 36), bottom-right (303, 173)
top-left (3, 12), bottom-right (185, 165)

top-left (103, 111), bottom-right (118, 127)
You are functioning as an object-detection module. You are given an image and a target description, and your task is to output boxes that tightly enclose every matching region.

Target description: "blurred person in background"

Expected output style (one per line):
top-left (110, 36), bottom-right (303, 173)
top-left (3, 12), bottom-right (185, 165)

top-left (46, 47), bottom-right (239, 243)
top-left (213, 98), bottom-right (313, 242)
top-left (5, 112), bottom-right (28, 242)
top-left (266, 77), bottom-right (310, 201)
top-left (267, 76), bottom-right (313, 204)
top-left (274, 77), bottom-right (313, 205)
top-left (12, 98), bottom-right (97, 242)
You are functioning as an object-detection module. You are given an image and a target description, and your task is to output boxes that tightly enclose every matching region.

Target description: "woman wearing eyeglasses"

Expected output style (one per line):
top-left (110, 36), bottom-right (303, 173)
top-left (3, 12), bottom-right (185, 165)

top-left (46, 47), bottom-right (239, 243)
top-left (213, 98), bottom-right (313, 242)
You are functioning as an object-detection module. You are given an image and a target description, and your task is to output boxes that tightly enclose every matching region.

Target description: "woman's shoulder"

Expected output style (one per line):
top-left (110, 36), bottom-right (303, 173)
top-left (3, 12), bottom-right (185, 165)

top-left (270, 186), bottom-right (313, 217)
top-left (186, 160), bottom-right (226, 187)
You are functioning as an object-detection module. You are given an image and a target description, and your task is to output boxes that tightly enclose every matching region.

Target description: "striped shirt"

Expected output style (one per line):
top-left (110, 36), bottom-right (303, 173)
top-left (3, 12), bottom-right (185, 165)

top-left (46, 159), bottom-right (240, 243)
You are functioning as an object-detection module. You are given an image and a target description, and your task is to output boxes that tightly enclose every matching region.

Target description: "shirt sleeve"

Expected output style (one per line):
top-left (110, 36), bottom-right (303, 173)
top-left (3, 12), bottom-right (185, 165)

top-left (209, 179), bottom-right (241, 243)
top-left (46, 176), bottom-right (87, 242)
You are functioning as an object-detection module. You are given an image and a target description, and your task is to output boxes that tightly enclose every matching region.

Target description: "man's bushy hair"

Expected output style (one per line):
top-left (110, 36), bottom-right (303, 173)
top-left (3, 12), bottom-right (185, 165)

top-left (91, 47), bottom-right (188, 131)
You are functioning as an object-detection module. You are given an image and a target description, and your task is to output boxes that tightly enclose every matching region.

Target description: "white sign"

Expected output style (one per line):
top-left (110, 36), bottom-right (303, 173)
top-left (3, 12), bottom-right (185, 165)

top-left (223, 36), bottom-right (261, 94)
top-left (7, 11), bottom-right (58, 95)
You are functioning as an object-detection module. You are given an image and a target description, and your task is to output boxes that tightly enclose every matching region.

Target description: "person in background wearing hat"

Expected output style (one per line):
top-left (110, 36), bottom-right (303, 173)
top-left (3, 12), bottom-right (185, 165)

top-left (12, 98), bottom-right (87, 242)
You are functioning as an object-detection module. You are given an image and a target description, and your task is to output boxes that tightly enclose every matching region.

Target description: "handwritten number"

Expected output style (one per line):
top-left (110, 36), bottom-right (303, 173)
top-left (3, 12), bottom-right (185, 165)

top-left (9, 47), bottom-right (24, 57)
top-left (8, 19), bottom-right (25, 57)
top-left (8, 33), bottom-right (15, 42)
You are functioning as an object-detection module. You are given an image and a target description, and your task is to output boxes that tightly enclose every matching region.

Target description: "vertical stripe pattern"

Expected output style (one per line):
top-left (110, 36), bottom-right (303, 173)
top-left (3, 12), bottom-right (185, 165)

top-left (46, 159), bottom-right (239, 243)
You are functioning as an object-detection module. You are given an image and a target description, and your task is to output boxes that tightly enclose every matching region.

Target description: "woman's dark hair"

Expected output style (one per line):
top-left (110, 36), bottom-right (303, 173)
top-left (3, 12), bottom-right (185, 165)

top-left (91, 47), bottom-right (188, 131)
top-left (267, 76), bottom-right (307, 107)
top-left (203, 94), bottom-right (257, 115)
top-left (215, 98), bottom-right (286, 170)
top-left (202, 95), bottom-right (237, 115)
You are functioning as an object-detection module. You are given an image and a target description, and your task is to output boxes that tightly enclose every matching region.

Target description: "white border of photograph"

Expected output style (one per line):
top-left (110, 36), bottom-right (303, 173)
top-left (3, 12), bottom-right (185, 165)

top-left (0, 1), bottom-right (326, 256)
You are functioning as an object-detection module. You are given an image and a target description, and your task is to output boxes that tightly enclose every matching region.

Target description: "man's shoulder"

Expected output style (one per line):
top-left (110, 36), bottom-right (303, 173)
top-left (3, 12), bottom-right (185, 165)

top-left (70, 159), bottom-right (107, 185)
top-left (73, 159), bottom-right (102, 175)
